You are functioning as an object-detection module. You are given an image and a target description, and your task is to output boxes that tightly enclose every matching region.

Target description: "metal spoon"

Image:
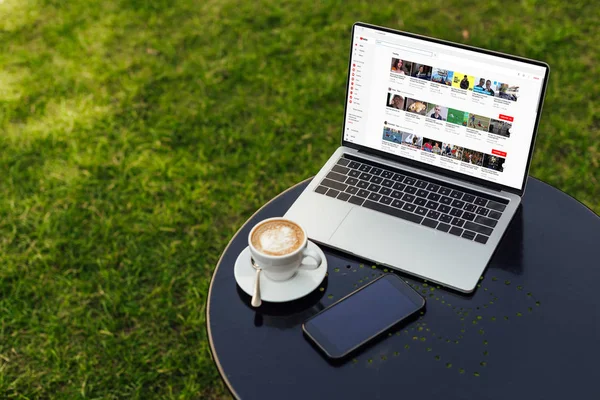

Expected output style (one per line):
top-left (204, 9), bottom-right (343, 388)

top-left (250, 257), bottom-right (262, 307)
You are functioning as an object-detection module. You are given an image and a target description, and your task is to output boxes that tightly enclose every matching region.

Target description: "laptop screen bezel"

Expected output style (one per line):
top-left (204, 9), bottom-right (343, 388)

top-left (341, 22), bottom-right (550, 196)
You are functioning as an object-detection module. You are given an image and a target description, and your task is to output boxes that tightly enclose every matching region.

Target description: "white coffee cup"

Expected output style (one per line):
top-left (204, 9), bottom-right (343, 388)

top-left (248, 217), bottom-right (322, 281)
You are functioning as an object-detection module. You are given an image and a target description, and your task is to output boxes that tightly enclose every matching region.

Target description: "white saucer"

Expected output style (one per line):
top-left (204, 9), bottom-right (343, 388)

top-left (234, 241), bottom-right (328, 303)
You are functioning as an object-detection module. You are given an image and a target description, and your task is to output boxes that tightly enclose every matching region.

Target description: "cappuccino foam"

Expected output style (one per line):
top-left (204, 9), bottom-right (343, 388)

top-left (251, 220), bottom-right (304, 256)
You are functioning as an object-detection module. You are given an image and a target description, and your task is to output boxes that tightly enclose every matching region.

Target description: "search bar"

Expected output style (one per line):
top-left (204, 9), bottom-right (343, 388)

top-left (375, 40), bottom-right (433, 57)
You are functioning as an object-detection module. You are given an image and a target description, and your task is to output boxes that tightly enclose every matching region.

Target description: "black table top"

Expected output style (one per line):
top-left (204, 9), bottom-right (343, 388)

top-left (207, 177), bottom-right (600, 400)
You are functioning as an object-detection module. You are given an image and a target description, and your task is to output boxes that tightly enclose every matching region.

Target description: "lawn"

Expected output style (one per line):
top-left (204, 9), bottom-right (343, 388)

top-left (0, 0), bottom-right (598, 398)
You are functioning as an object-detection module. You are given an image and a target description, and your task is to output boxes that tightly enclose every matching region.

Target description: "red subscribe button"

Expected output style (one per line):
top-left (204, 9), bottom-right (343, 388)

top-left (499, 114), bottom-right (514, 122)
top-left (492, 149), bottom-right (507, 157)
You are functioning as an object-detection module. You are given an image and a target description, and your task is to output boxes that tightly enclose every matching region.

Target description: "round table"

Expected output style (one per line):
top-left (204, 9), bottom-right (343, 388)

top-left (207, 177), bottom-right (600, 400)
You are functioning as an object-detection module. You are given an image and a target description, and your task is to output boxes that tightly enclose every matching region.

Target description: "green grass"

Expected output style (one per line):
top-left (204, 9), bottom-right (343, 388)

top-left (0, 0), bottom-right (598, 398)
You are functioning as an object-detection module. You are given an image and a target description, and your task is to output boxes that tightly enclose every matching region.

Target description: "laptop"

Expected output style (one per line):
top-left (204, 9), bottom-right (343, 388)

top-left (284, 22), bottom-right (549, 293)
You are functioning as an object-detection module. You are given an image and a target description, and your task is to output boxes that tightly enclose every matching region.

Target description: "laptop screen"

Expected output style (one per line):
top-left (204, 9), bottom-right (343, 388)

top-left (343, 24), bottom-right (548, 192)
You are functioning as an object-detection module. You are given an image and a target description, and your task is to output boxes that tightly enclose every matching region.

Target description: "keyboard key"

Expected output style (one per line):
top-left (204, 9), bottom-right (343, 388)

top-left (439, 205), bottom-right (452, 214)
top-left (348, 161), bottom-right (361, 169)
top-left (489, 210), bottom-right (502, 220)
top-left (368, 192), bottom-right (381, 202)
top-left (332, 165), bottom-right (350, 175)
top-left (321, 178), bottom-right (347, 192)
top-left (425, 201), bottom-right (439, 210)
top-left (487, 201), bottom-right (507, 212)
top-left (315, 185), bottom-right (328, 194)
top-left (381, 171), bottom-right (394, 179)
top-left (422, 218), bottom-right (438, 228)
top-left (450, 208), bottom-right (462, 217)
top-left (370, 176), bottom-right (383, 184)
top-left (464, 221), bottom-right (493, 236)
top-left (451, 199), bottom-right (465, 208)
top-left (416, 189), bottom-right (429, 198)
top-left (391, 190), bottom-right (403, 199)
top-left (368, 183), bottom-right (382, 192)
top-left (381, 179), bottom-right (394, 188)
top-left (402, 193), bottom-right (416, 202)
top-left (337, 158), bottom-right (350, 166)
top-left (415, 180), bottom-right (428, 189)
top-left (427, 192), bottom-right (441, 201)
top-left (326, 189), bottom-right (339, 198)
top-left (363, 200), bottom-right (423, 224)
top-left (437, 223), bottom-right (451, 232)
top-left (462, 194), bottom-right (476, 203)
top-left (404, 186), bottom-right (417, 194)
top-left (426, 183), bottom-right (440, 192)
top-left (476, 207), bottom-right (490, 216)
top-left (380, 196), bottom-right (393, 205)
top-left (438, 187), bottom-right (452, 196)
top-left (327, 171), bottom-right (347, 182)
top-left (345, 186), bottom-right (358, 195)
top-left (358, 164), bottom-right (371, 172)
top-left (349, 196), bottom-right (364, 206)
top-left (357, 180), bottom-right (369, 189)
top-left (357, 189), bottom-right (369, 198)
top-left (370, 167), bottom-right (383, 176)
top-left (379, 187), bottom-right (392, 196)
top-left (426, 210), bottom-right (440, 220)
top-left (393, 182), bottom-right (406, 191)
top-left (440, 196), bottom-right (452, 205)
top-left (462, 211), bottom-right (476, 221)
top-left (415, 206), bottom-right (428, 216)
top-left (474, 197), bottom-right (488, 206)
top-left (391, 199), bottom-right (405, 209)
top-left (462, 230), bottom-right (476, 240)
top-left (402, 203), bottom-right (416, 212)
top-left (450, 190), bottom-right (463, 199)
top-left (439, 214), bottom-right (453, 223)
top-left (474, 234), bottom-right (489, 244)
top-left (337, 192), bottom-right (351, 201)
top-left (348, 169), bottom-right (360, 178)
top-left (345, 177), bottom-right (359, 186)
top-left (414, 198), bottom-right (427, 206)
top-left (404, 177), bottom-right (417, 185)
top-left (359, 172), bottom-right (372, 181)
top-left (475, 215), bottom-right (497, 228)
top-left (464, 203), bottom-right (477, 212)
top-left (449, 227), bottom-right (464, 236)
top-left (451, 217), bottom-right (465, 227)
top-left (392, 174), bottom-right (405, 182)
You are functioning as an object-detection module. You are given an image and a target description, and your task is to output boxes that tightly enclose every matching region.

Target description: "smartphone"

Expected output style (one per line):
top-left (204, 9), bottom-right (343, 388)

top-left (302, 273), bottom-right (425, 359)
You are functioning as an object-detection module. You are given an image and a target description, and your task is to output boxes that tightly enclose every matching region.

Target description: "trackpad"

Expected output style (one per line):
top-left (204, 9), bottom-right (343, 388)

top-left (329, 207), bottom-right (428, 266)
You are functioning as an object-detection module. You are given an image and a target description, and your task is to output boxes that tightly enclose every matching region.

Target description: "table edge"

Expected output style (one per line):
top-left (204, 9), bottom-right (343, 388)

top-left (206, 178), bottom-right (312, 400)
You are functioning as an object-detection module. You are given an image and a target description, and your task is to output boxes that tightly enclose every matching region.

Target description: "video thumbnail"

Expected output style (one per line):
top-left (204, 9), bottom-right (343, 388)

top-left (467, 113), bottom-right (491, 131)
top-left (447, 108), bottom-right (468, 126)
top-left (390, 58), bottom-right (412, 75)
top-left (422, 138), bottom-right (443, 155)
top-left (483, 154), bottom-right (506, 172)
top-left (441, 143), bottom-right (463, 160)
top-left (411, 64), bottom-right (432, 80)
top-left (386, 92), bottom-right (405, 110)
top-left (453, 72), bottom-right (475, 91)
top-left (382, 126), bottom-right (404, 143)
top-left (402, 132), bottom-right (423, 149)
top-left (426, 103), bottom-right (448, 121)
top-left (473, 77), bottom-right (495, 96)
top-left (488, 119), bottom-right (512, 137)
top-left (405, 98), bottom-right (428, 115)
top-left (431, 68), bottom-right (453, 86)
top-left (461, 149), bottom-right (484, 166)
top-left (494, 82), bottom-right (518, 101)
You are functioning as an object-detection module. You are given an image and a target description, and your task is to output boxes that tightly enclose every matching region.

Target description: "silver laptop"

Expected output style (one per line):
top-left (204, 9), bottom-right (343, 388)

top-left (284, 22), bottom-right (549, 293)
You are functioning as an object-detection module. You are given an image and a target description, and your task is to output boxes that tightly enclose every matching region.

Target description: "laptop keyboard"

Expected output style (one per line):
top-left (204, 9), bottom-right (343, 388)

top-left (314, 155), bottom-right (508, 244)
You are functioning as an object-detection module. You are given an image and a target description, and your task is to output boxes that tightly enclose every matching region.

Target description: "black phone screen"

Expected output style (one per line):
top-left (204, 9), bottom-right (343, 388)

top-left (303, 274), bottom-right (424, 358)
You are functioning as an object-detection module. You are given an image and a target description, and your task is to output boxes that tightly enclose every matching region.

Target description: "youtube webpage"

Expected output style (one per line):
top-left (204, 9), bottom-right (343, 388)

top-left (344, 26), bottom-right (546, 190)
